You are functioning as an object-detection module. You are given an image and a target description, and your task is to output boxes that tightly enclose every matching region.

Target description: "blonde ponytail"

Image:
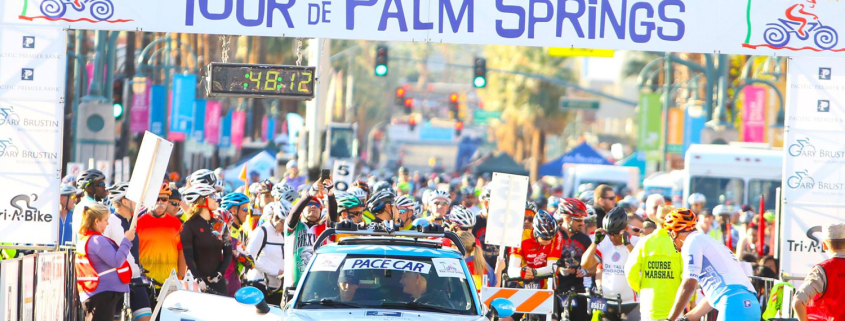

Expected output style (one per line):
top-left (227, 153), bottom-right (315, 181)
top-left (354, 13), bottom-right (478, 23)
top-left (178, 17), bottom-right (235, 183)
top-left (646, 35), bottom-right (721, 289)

top-left (457, 231), bottom-right (487, 277)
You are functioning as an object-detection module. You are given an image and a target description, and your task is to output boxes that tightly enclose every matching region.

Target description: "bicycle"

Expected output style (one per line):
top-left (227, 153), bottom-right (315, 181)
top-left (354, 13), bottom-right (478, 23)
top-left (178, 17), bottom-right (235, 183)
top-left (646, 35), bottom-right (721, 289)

top-left (0, 107), bottom-right (19, 126)
top-left (39, 0), bottom-right (115, 21)
top-left (764, 18), bottom-right (838, 49)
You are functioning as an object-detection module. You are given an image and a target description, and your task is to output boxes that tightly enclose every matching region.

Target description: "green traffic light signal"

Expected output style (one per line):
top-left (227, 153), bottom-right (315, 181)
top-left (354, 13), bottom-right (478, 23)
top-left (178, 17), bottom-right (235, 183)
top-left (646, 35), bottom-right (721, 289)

top-left (473, 76), bottom-right (487, 88)
top-left (113, 103), bottom-right (124, 119)
top-left (375, 64), bottom-right (388, 77)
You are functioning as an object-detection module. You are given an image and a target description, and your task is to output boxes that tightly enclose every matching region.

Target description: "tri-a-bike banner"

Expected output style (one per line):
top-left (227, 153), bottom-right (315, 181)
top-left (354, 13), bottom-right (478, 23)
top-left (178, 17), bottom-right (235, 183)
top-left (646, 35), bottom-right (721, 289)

top-left (1, 0), bottom-right (845, 58)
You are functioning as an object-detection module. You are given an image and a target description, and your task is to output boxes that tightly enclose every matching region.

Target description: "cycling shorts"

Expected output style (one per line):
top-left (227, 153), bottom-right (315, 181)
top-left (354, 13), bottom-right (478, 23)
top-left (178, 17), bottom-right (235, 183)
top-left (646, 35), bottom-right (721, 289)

top-left (129, 281), bottom-right (152, 320)
top-left (713, 285), bottom-right (760, 321)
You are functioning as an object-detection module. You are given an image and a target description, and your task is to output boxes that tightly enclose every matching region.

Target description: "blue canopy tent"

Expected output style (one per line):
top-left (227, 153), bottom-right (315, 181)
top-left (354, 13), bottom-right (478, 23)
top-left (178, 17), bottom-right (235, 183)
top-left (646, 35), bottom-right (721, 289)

top-left (538, 142), bottom-right (612, 177)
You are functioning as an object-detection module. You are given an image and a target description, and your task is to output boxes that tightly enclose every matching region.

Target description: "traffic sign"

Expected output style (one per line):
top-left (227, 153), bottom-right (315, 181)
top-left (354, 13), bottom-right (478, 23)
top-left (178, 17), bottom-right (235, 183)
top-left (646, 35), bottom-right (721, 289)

top-left (559, 98), bottom-right (600, 110)
top-left (548, 48), bottom-right (615, 58)
top-left (474, 110), bottom-right (502, 125)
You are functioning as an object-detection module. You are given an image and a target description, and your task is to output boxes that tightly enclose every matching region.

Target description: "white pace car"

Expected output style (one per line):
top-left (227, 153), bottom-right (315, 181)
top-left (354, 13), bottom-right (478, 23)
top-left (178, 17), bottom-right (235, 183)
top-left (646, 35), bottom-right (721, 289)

top-left (160, 225), bottom-right (516, 321)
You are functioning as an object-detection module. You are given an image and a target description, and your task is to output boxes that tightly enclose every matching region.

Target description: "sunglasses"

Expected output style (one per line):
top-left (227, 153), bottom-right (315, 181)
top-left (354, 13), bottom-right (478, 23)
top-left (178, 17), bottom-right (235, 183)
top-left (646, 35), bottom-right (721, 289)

top-left (347, 210), bottom-right (363, 217)
top-left (170, 201), bottom-right (180, 207)
top-left (524, 216), bottom-right (534, 222)
top-left (601, 196), bottom-right (616, 200)
top-left (157, 197), bottom-right (168, 203)
top-left (629, 225), bottom-right (642, 233)
top-left (239, 206), bottom-right (250, 213)
top-left (433, 201), bottom-right (449, 206)
top-left (95, 182), bottom-right (106, 188)
top-left (307, 202), bottom-right (321, 208)
top-left (539, 236), bottom-right (554, 241)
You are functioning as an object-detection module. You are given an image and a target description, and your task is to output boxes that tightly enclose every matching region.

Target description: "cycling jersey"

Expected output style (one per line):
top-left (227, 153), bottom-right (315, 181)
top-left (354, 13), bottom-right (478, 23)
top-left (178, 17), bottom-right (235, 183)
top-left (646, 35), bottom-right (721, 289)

top-left (624, 228), bottom-right (682, 320)
top-left (508, 231), bottom-right (563, 288)
top-left (284, 220), bottom-right (327, 289)
top-left (594, 238), bottom-right (637, 304)
top-left (557, 230), bottom-right (591, 292)
top-left (681, 231), bottom-right (755, 306)
top-left (181, 215), bottom-right (233, 294)
top-left (247, 222), bottom-right (286, 291)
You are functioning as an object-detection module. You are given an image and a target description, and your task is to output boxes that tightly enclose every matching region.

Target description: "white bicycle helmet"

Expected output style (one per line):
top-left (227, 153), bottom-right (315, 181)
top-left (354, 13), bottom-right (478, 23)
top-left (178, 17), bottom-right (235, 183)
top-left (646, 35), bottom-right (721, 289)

top-left (429, 189), bottom-right (451, 203)
top-left (183, 183), bottom-right (217, 204)
top-left (271, 183), bottom-right (295, 201)
top-left (107, 182), bottom-right (130, 203)
top-left (272, 200), bottom-right (294, 221)
top-left (449, 205), bottom-right (476, 229)
top-left (189, 169), bottom-right (218, 186)
top-left (413, 201), bottom-right (423, 217)
top-left (60, 184), bottom-right (79, 196)
top-left (349, 187), bottom-right (368, 203)
top-left (394, 195), bottom-right (415, 210)
top-left (688, 193), bottom-right (707, 205)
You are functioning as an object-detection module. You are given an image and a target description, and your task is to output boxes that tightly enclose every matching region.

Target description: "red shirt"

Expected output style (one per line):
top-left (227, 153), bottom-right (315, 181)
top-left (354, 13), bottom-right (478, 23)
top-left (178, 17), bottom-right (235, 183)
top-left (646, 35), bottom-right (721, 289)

top-left (509, 231), bottom-right (563, 270)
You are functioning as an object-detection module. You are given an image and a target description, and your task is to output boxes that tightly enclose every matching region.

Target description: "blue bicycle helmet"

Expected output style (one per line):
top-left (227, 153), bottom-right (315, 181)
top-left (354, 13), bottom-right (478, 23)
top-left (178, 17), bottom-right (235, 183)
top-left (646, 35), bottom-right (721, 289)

top-left (221, 193), bottom-right (250, 210)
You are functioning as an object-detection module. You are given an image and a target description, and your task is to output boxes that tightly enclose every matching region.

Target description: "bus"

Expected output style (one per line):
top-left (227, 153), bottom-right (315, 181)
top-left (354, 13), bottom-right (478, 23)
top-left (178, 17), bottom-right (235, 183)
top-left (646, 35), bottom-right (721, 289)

top-left (683, 143), bottom-right (782, 211)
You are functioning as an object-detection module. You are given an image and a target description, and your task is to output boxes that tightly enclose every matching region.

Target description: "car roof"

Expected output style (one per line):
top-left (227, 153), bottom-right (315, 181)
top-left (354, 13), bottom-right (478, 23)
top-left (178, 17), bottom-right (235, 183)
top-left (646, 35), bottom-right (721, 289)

top-left (316, 237), bottom-right (464, 259)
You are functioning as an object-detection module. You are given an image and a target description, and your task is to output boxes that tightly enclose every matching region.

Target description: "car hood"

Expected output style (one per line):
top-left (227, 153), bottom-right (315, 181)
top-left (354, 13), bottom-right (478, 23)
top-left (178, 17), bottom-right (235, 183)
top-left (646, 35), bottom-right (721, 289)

top-left (283, 309), bottom-right (487, 321)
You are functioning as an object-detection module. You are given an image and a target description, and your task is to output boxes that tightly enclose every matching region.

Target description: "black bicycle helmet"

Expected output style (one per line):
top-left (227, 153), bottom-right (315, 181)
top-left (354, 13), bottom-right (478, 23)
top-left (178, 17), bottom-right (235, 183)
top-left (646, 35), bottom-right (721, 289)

top-left (603, 207), bottom-right (628, 234)
top-left (77, 169), bottom-right (106, 188)
top-left (367, 189), bottom-right (396, 214)
top-left (532, 210), bottom-right (558, 239)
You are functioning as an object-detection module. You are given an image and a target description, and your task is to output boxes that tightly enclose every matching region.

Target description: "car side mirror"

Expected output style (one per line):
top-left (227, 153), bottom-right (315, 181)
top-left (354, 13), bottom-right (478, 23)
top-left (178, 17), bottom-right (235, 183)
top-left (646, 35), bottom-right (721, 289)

top-left (235, 286), bottom-right (270, 315)
top-left (487, 298), bottom-right (515, 319)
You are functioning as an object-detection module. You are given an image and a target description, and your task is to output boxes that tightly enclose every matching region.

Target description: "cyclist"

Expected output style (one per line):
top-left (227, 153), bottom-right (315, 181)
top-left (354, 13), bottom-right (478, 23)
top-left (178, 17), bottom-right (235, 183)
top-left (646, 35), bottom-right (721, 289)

top-left (246, 200), bottom-right (289, 305)
top-left (188, 169), bottom-right (221, 192)
top-left (337, 193), bottom-right (366, 224)
top-left (521, 201), bottom-right (538, 240)
top-left (460, 187), bottom-right (481, 215)
top-left (181, 184), bottom-right (232, 295)
top-left (581, 207), bottom-right (638, 321)
top-left (394, 195), bottom-right (417, 231)
top-left (59, 184), bottom-right (80, 246)
top-left (284, 178), bottom-right (337, 290)
top-left (220, 192), bottom-right (253, 296)
top-left (258, 183), bottom-right (298, 228)
top-left (248, 180), bottom-right (275, 230)
top-left (555, 198), bottom-right (592, 321)
top-left (625, 204), bottom-right (682, 321)
top-left (507, 210), bottom-right (562, 290)
top-left (72, 169), bottom-right (108, 244)
top-left (104, 183), bottom-right (151, 321)
top-left (414, 190), bottom-right (451, 227)
top-left (439, 205), bottom-right (477, 248)
top-left (663, 208), bottom-right (760, 321)
top-left (687, 193), bottom-right (706, 215)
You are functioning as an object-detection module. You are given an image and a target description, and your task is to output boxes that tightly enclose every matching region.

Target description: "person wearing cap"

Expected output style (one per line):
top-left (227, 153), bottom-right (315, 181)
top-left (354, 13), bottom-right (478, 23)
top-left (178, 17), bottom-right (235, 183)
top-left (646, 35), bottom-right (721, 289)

top-left (282, 160), bottom-right (305, 190)
top-left (695, 208), bottom-right (721, 242)
top-left (397, 167), bottom-right (415, 194)
top-left (137, 183), bottom-right (187, 288)
top-left (284, 178), bottom-right (338, 290)
top-left (164, 188), bottom-right (184, 220)
top-left (793, 223), bottom-right (845, 321)
top-left (327, 270), bottom-right (364, 302)
top-left (624, 205), bottom-right (683, 321)
top-left (687, 193), bottom-right (706, 215)
top-left (59, 184), bottom-right (80, 245)
top-left (460, 187), bottom-right (481, 215)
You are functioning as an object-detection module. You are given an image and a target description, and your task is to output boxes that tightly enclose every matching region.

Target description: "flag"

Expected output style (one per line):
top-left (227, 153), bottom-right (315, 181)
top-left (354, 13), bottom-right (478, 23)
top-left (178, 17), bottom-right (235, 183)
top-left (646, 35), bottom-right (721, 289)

top-left (239, 163), bottom-right (249, 196)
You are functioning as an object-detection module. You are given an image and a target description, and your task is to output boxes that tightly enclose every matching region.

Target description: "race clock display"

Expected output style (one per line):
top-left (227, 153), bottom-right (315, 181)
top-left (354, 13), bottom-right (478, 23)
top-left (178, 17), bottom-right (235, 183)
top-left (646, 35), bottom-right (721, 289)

top-left (207, 63), bottom-right (316, 100)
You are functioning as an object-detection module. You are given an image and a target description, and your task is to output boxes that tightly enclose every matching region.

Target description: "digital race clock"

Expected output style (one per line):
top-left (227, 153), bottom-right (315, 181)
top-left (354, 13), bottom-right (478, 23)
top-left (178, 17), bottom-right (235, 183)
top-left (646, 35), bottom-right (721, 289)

top-left (206, 63), bottom-right (316, 100)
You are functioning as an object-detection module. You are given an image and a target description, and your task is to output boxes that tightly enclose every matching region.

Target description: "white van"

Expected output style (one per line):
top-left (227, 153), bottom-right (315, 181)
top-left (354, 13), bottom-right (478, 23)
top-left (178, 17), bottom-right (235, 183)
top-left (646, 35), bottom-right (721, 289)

top-left (643, 170), bottom-right (685, 204)
top-left (683, 143), bottom-right (782, 210)
top-left (562, 164), bottom-right (640, 198)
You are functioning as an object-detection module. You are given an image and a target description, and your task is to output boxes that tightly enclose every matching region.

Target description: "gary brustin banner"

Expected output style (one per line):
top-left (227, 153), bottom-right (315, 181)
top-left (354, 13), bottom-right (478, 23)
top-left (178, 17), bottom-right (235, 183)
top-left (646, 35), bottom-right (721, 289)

top-left (3, 0), bottom-right (845, 58)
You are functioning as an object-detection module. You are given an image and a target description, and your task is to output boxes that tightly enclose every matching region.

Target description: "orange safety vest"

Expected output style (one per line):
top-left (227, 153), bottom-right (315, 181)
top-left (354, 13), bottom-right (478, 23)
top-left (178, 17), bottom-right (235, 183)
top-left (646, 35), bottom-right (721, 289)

top-left (75, 231), bottom-right (131, 294)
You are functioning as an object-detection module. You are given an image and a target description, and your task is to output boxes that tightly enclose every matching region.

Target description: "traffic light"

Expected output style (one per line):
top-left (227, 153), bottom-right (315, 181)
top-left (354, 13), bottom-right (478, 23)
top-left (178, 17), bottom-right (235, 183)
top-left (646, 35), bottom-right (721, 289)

top-left (409, 115), bottom-right (417, 131)
top-left (375, 45), bottom-right (389, 77)
top-left (395, 87), bottom-right (406, 105)
top-left (449, 93), bottom-right (459, 119)
top-left (112, 80), bottom-right (124, 119)
top-left (455, 121), bottom-right (464, 136)
top-left (473, 57), bottom-right (487, 88)
top-left (403, 98), bottom-right (414, 114)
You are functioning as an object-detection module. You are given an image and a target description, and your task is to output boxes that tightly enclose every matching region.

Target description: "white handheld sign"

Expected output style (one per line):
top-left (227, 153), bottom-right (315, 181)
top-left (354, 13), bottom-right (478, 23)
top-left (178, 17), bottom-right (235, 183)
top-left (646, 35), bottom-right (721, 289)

top-left (332, 160), bottom-right (354, 192)
top-left (66, 163), bottom-right (84, 178)
top-left (125, 131), bottom-right (173, 229)
top-left (486, 172), bottom-right (529, 250)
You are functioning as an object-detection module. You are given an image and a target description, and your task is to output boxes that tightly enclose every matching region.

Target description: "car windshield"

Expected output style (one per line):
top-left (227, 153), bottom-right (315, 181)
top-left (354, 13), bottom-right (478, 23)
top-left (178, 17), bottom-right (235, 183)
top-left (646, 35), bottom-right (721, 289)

top-left (689, 176), bottom-right (745, 209)
top-left (295, 254), bottom-right (476, 315)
